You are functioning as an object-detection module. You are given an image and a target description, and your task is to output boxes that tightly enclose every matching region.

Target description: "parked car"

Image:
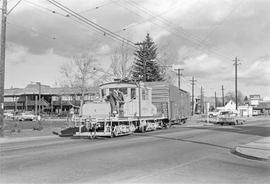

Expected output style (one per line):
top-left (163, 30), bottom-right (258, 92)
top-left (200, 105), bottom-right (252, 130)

top-left (208, 110), bottom-right (220, 117)
top-left (16, 112), bottom-right (37, 121)
top-left (4, 111), bottom-right (14, 119)
top-left (216, 111), bottom-right (244, 125)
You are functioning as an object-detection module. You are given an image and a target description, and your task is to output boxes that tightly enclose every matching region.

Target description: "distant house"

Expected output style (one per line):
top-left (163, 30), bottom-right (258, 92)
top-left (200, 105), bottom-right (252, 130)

top-left (217, 100), bottom-right (237, 112)
top-left (238, 105), bottom-right (253, 117)
top-left (217, 100), bottom-right (253, 117)
top-left (4, 83), bottom-right (98, 115)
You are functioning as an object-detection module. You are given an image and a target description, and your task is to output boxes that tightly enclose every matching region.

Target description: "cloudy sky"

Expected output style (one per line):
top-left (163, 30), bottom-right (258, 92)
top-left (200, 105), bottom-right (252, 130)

top-left (4, 0), bottom-right (270, 99)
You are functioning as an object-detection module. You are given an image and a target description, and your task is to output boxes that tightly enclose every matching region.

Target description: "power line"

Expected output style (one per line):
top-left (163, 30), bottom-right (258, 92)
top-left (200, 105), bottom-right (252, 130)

top-left (79, 0), bottom-right (116, 14)
top-left (21, 0), bottom-right (114, 46)
top-left (24, 0), bottom-right (71, 18)
top-left (124, 0), bottom-right (207, 45)
top-left (113, 0), bottom-right (189, 33)
top-left (180, 0), bottom-right (245, 60)
top-left (47, 0), bottom-right (137, 50)
top-left (122, 0), bottom-right (231, 60)
top-left (7, 0), bottom-right (22, 15)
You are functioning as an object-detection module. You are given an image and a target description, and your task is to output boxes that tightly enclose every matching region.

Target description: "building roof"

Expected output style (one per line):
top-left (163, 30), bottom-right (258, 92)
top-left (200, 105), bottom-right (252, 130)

top-left (4, 83), bottom-right (98, 97)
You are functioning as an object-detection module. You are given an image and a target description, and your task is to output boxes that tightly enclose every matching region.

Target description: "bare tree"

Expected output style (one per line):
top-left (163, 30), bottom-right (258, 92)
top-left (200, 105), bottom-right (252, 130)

top-left (110, 42), bottom-right (133, 80)
top-left (225, 91), bottom-right (245, 106)
top-left (158, 44), bottom-right (177, 84)
top-left (60, 54), bottom-right (98, 115)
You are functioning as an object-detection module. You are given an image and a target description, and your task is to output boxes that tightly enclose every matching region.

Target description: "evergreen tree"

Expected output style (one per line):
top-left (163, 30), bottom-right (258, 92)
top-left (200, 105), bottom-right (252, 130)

top-left (131, 33), bottom-right (164, 82)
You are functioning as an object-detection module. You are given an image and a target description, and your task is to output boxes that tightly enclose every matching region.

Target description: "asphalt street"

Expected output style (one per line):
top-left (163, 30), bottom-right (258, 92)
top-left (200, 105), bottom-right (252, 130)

top-left (1, 120), bottom-right (269, 184)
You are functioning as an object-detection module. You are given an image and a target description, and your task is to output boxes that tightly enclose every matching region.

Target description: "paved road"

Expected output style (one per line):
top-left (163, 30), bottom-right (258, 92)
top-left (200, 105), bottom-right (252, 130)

top-left (1, 120), bottom-right (269, 184)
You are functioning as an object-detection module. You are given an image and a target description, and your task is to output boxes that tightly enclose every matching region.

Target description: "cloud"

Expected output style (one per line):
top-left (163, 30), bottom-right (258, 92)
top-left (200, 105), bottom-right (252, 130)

top-left (5, 44), bottom-right (68, 88)
top-left (181, 54), bottom-right (229, 78)
top-left (6, 43), bottom-right (28, 65)
top-left (238, 55), bottom-right (270, 86)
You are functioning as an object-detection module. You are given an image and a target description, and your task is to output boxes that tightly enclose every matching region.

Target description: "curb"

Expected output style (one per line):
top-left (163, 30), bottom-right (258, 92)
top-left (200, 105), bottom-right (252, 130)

top-left (0, 135), bottom-right (57, 144)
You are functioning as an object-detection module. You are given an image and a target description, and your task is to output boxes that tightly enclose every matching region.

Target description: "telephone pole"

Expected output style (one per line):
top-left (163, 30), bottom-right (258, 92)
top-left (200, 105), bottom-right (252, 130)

top-left (38, 82), bottom-right (41, 116)
top-left (215, 91), bottom-right (217, 109)
top-left (221, 85), bottom-right (225, 106)
top-left (175, 68), bottom-right (184, 90)
top-left (190, 76), bottom-right (196, 116)
top-left (233, 57), bottom-right (240, 110)
top-left (200, 86), bottom-right (204, 114)
top-left (0, 0), bottom-right (7, 137)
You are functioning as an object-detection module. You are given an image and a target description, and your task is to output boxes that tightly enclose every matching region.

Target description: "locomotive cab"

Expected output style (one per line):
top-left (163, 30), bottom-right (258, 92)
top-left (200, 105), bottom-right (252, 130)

top-left (97, 81), bottom-right (157, 118)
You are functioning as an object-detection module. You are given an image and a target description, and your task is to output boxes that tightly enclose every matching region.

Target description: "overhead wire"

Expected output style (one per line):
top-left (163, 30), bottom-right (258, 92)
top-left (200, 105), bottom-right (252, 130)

top-left (124, 0), bottom-right (208, 45)
top-left (123, 0), bottom-right (233, 60)
top-left (46, 0), bottom-right (137, 50)
top-left (7, 0), bottom-right (23, 15)
top-left (24, 0), bottom-right (70, 18)
top-left (180, 0), bottom-right (246, 61)
top-left (113, 0), bottom-right (188, 34)
top-left (79, 0), bottom-right (116, 14)
top-left (45, 0), bottom-right (170, 67)
top-left (23, 0), bottom-right (118, 51)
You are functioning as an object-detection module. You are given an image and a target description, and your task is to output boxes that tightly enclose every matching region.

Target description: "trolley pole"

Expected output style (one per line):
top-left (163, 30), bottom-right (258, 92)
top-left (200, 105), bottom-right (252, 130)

top-left (0, 0), bottom-right (7, 137)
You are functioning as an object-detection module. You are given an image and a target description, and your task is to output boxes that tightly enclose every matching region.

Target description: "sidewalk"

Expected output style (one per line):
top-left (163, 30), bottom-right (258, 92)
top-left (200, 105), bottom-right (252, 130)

top-left (234, 137), bottom-right (270, 161)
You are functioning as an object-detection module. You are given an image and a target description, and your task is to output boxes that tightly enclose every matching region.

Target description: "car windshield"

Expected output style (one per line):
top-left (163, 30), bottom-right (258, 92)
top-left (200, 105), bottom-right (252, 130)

top-left (220, 111), bottom-right (230, 115)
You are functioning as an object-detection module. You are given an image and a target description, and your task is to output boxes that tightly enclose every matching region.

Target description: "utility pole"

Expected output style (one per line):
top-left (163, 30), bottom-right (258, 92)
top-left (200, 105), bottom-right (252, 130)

top-left (38, 82), bottom-right (41, 116)
top-left (0, 0), bottom-right (7, 137)
top-left (233, 57), bottom-right (240, 110)
top-left (222, 85), bottom-right (225, 106)
top-left (190, 76), bottom-right (196, 116)
top-left (200, 86), bottom-right (204, 114)
top-left (175, 68), bottom-right (184, 90)
top-left (215, 91), bottom-right (217, 109)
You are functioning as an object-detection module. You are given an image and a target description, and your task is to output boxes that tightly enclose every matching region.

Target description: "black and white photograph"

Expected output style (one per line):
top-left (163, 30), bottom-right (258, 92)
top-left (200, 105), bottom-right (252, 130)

top-left (0, 0), bottom-right (269, 183)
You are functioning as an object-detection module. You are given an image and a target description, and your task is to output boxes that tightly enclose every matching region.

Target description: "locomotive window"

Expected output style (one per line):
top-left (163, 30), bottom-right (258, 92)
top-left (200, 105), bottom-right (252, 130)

top-left (142, 89), bottom-right (146, 100)
top-left (119, 88), bottom-right (127, 95)
top-left (131, 88), bottom-right (136, 99)
top-left (109, 88), bottom-right (127, 95)
top-left (101, 89), bottom-right (106, 97)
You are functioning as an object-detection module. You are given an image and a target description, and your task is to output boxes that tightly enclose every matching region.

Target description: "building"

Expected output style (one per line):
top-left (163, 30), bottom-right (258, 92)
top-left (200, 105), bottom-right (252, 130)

top-left (4, 83), bottom-right (98, 115)
top-left (253, 101), bottom-right (270, 115)
top-left (216, 100), bottom-right (237, 113)
top-left (249, 94), bottom-right (262, 106)
top-left (238, 105), bottom-right (253, 117)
